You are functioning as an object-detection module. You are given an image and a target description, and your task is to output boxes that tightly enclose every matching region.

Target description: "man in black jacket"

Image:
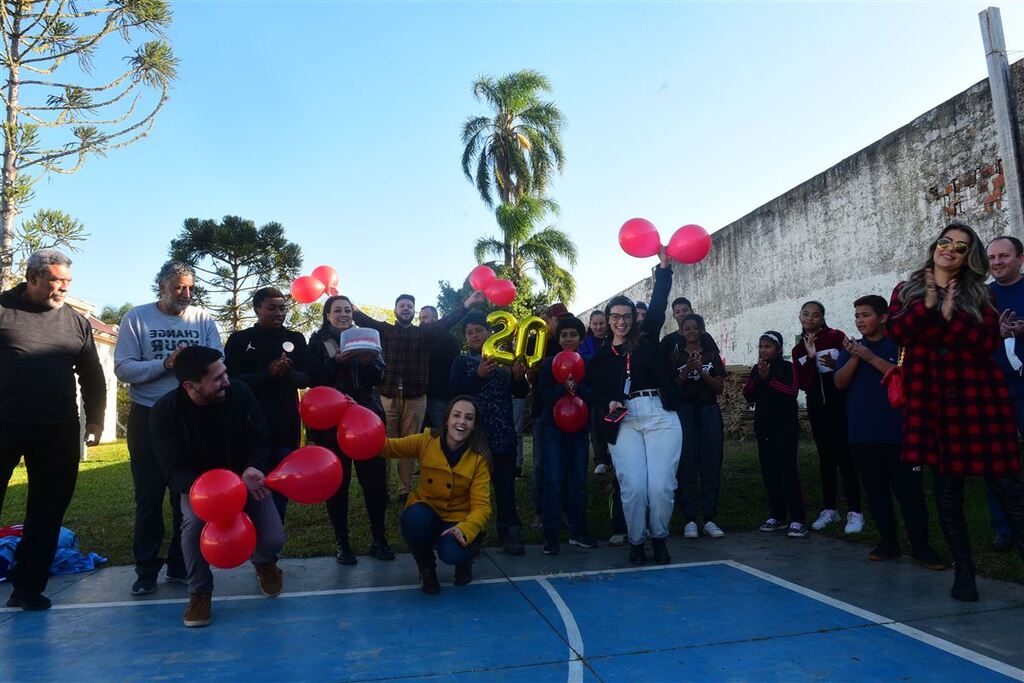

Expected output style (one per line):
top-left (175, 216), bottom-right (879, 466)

top-left (223, 286), bottom-right (309, 520)
top-left (0, 249), bottom-right (106, 610)
top-left (151, 346), bottom-right (285, 628)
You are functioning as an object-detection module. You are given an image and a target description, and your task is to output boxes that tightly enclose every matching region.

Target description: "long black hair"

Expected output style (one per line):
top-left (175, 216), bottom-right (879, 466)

top-left (319, 295), bottom-right (353, 335)
top-left (604, 295), bottom-right (641, 351)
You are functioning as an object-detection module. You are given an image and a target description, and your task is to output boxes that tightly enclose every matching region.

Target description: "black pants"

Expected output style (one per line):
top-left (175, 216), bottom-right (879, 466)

top-left (807, 404), bottom-right (860, 512)
top-left (0, 421), bottom-right (80, 595)
top-left (128, 403), bottom-right (185, 580)
top-left (493, 450), bottom-right (521, 538)
top-left (934, 472), bottom-right (1024, 564)
top-left (851, 444), bottom-right (931, 551)
top-left (311, 430), bottom-right (388, 544)
top-left (610, 476), bottom-right (627, 535)
top-left (757, 437), bottom-right (805, 523)
top-left (676, 403), bottom-right (724, 523)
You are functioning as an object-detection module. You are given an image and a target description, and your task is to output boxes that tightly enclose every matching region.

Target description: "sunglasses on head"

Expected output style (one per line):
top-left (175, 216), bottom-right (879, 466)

top-left (936, 237), bottom-right (970, 255)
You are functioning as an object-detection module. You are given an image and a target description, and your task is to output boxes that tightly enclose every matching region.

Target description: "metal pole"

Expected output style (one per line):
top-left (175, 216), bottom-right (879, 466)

top-left (980, 7), bottom-right (1024, 238)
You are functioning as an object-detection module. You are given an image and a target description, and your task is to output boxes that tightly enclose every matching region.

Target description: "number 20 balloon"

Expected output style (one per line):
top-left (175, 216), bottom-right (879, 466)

top-left (481, 312), bottom-right (549, 369)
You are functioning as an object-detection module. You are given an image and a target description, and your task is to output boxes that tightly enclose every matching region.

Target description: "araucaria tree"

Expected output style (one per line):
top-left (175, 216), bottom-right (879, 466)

top-left (0, 0), bottom-right (179, 285)
top-left (169, 216), bottom-right (303, 332)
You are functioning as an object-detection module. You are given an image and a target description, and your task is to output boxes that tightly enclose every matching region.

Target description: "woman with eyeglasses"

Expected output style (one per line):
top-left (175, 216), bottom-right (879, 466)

top-left (886, 222), bottom-right (1024, 602)
top-left (307, 295), bottom-right (394, 565)
top-left (590, 247), bottom-right (681, 565)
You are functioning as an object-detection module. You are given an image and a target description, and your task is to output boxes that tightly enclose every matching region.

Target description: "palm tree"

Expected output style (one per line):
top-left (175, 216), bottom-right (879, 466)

top-left (474, 196), bottom-right (578, 303)
top-left (461, 70), bottom-right (565, 208)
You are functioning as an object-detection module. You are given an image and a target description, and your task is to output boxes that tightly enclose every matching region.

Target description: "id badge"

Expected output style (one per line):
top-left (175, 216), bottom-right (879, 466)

top-left (623, 376), bottom-right (632, 395)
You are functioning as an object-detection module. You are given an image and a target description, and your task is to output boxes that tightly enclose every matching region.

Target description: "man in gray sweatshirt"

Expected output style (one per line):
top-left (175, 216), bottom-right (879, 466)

top-left (1, 249), bottom-right (105, 610)
top-left (114, 260), bottom-right (221, 596)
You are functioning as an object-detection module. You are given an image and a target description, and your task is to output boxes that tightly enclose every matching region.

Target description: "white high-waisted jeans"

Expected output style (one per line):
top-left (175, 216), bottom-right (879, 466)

top-left (608, 395), bottom-right (684, 545)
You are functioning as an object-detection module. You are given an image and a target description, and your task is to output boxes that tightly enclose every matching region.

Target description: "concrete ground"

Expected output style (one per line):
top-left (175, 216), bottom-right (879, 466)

top-left (2, 531), bottom-right (1022, 680)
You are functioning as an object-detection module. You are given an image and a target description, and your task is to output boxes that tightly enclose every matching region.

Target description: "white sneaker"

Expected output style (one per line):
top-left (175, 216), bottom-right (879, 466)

top-left (593, 464), bottom-right (609, 475)
top-left (703, 521), bottom-right (724, 538)
top-left (683, 521), bottom-right (699, 539)
top-left (844, 511), bottom-right (865, 534)
top-left (607, 533), bottom-right (627, 546)
top-left (811, 509), bottom-right (840, 531)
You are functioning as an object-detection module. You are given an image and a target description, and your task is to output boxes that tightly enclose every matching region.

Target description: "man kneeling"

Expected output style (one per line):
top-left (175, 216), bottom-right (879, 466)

top-left (151, 345), bottom-right (285, 627)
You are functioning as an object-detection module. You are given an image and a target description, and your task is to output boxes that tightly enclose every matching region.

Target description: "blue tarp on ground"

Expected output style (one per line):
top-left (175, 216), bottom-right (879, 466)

top-left (0, 526), bottom-right (107, 582)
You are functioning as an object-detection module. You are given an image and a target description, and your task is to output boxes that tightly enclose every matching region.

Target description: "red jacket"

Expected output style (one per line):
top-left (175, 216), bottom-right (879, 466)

top-left (792, 326), bottom-right (848, 408)
top-left (886, 282), bottom-right (1019, 477)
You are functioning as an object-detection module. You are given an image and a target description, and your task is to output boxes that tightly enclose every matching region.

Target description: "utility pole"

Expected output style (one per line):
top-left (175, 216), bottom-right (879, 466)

top-left (980, 6), bottom-right (1024, 238)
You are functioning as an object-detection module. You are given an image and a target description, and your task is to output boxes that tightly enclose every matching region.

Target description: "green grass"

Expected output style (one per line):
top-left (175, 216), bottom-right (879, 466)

top-left (2, 439), bottom-right (1021, 583)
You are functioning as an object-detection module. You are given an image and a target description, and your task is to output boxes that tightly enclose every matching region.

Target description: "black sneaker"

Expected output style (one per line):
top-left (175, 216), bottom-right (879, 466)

top-left (367, 540), bottom-right (396, 561)
top-left (6, 591), bottom-right (51, 610)
top-left (569, 535), bottom-right (599, 549)
top-left (130, 577), bottom-right (156, 596)
top-left (759, 518), bottom-right (786, 532)
top-left (651, 538), bottom-right (671, 565)
top-left (335, 543), bottom-right (358, 566)
top-left (165, 569), bottom-right (189, 585)
top-left (543, 542), bottom-right (560, 555)
top-left (629, 543), bottom-right (647, 566)
top-left (869, 544), bottom-right (901, 561)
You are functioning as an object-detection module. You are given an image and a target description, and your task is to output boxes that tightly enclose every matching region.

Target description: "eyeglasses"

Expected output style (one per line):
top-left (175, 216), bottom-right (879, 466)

top-left (609, 313), bottom-right (633, 322)
top-left (936, 237), bottom-right (970, 255)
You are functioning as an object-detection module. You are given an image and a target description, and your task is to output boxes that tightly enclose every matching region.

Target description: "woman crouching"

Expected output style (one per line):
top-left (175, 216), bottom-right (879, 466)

top-left (381, 395), bottom-right (492, 594)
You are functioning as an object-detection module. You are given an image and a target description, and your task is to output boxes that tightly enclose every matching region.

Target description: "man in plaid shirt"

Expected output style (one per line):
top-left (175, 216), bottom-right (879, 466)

top-left (354, 291), bottom-right (484, 501)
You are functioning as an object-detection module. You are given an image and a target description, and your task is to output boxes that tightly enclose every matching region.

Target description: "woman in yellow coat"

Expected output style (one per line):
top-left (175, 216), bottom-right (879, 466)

top-left (382, 395), bottom-right (492, 594)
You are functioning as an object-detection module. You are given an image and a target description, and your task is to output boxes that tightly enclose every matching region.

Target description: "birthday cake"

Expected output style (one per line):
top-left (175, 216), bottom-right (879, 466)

top-left (339, 327), bottom-right (382, 354)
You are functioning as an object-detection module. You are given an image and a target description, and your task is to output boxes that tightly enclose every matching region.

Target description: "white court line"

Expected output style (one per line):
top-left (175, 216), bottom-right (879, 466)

top-left (536, 578), bottom-right (585, 683)
top-left (722, 559), bottom-right (1024, 681)
top-left (4, 557), bottom-right (1022, 682)
top-left (0, 560), bottom-right (721, 613)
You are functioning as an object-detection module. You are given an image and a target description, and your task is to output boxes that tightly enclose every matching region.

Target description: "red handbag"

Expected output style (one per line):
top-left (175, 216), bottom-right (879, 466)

top-left (881, 347), bottom-right (907, 409)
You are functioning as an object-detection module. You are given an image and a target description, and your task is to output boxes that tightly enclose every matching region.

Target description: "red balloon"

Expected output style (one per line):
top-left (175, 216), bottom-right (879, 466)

top-left (553, 394), bottom-right (590, 433)
top-left (468, 265), bottom-right (498, 292)
top-left (484, 279), bottom-right (517, 307)
top-left (189, 469), bottom-right (247, 524)
top-left (200, 512), bottom-right (256, 569)
top-left (552, 351), bottom-right (585, 384)
top-left (618, 218), bottom-right (662, 258)
top-left (311, 265), bottom-right (340, 294)
top-left (337, 404), bottom-right (386, 461)
top-left (666, 224), bottom-right (712, 264)
top-left (291, 275), bottom-right (326, 304)
top-left (300, 386), bottom-right (354, 430)
top-left (265, 445), bottom-right (343, 504)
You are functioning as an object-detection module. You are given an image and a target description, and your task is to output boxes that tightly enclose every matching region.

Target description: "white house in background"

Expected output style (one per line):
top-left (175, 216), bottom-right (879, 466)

top-left (66, 296), bottom-right (119, 457)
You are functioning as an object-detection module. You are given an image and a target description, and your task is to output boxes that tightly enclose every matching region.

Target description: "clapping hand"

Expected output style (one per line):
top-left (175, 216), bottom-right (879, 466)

top-left (269, 353), bottom-right (292, 377)
top-left (924, 269), bottom-right (938, 310)
top-left (756, 359), bottom-right (769, 379)
top-left (802, 332), bottom-right (817, 359)
top-left (999, 310), bottom-right (1024, 338)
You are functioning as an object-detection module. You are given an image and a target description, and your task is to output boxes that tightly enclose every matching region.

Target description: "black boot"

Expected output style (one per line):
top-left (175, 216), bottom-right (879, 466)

top-left (454, 560), bottom-right (473, 586)
top-left (934, 474), bottom-right (978, 602)
top-left (335, 539), bottom-right (357, 566)
top-left (503, 525), bottom-right (525, 556)
top-left (651, 537), bottom-right (671, 565)
top-left (409, 543), bottom-right (440, 595)
top-left (629, 543), bottom-right (647, 566)
top-left (368, 530), bottom-right (396, 561)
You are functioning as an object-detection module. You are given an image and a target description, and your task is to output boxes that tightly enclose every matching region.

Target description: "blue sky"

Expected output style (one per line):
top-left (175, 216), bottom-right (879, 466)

top-left (34, 1), bottom-right (1024, 316)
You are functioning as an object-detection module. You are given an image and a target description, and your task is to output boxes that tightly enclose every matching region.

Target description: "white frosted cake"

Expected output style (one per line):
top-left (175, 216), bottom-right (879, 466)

top-left (339, 327), bottom-right (382, 354)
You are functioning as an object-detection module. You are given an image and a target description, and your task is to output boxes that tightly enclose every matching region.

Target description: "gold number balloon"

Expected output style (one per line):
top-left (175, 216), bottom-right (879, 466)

top-left (481, 311), bottom-right (518, 365)
top-left (515, 316), bottom-right (549, 370)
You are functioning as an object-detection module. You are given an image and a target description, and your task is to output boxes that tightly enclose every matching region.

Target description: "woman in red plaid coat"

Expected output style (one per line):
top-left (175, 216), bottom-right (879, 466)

top-left (887, 222), bottom-right (1024, 602)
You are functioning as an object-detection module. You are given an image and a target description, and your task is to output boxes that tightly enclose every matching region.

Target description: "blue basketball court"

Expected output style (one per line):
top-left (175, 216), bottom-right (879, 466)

top-left (2, 558), bottom-right (1020, 682)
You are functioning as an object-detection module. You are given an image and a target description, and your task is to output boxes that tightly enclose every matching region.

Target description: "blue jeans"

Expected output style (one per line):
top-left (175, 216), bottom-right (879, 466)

top-left (539, 422), bottom-right (590, 544)
top-left (400, 502), bottom-right (479, 566)
top-left (986, 394), bottom-right (1024, 537)
top-left (676, 403), bottom-right (724, 523)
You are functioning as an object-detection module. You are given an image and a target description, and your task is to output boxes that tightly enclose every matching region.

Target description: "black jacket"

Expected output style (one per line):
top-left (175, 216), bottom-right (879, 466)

top-left (0, 283), bottom-right (105, 425)
top-left (307, 326), bottom-right (387, 422)
top-left (589, 266), bottom-right (676, 444)
top-left (150, 381), bottom-right (271, 494)
top-left (223, 324), bottom-right (309, 448)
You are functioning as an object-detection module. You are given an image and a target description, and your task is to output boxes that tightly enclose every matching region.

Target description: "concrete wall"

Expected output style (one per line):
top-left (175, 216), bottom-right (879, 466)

top-left (588, 60), bottom-right (1024, 366)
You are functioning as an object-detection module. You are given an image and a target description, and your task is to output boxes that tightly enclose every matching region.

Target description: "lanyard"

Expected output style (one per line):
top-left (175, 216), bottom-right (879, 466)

top-left (612, 345), bottom-right (632, 393)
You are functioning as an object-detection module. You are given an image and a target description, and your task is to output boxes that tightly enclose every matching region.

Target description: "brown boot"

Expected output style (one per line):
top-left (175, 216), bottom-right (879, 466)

top-left (254, 560), bottom-right (283, 597)
top-left (183, 592), bottom-right (212, 627)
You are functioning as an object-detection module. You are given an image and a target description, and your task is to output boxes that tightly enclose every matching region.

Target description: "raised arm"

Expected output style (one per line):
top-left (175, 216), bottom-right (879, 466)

top-left (642, 249), bottom-right (673, 340)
